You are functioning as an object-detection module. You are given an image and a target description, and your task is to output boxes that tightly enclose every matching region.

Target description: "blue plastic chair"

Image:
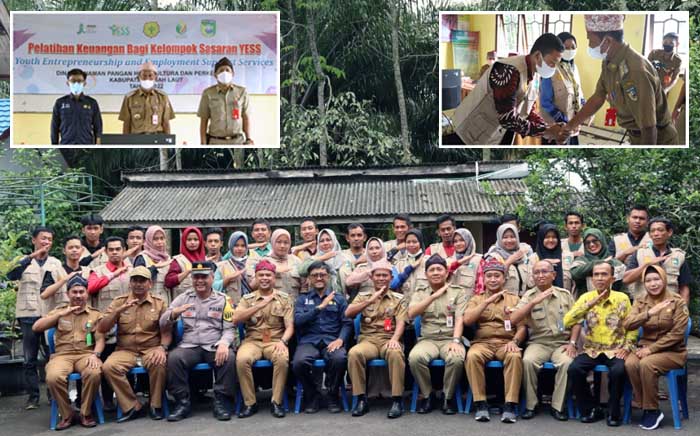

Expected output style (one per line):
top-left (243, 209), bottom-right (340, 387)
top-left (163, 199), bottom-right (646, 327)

top-left (293, 358), bottom-right (350, 413)
top-left (47, 328), bottom-right (105, 430)
top-left (350, 314), bottom-right (390, 410)
top-left (408, 316), bottom-right (464, 413)
top-left (115, 365), bottom-right (170, 419)
top-left (623, 318), bottom-right (692, 429)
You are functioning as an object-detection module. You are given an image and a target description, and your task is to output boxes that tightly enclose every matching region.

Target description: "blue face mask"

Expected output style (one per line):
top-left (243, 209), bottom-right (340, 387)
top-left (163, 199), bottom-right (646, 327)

top-left (69, 82), bottom-right (84, 95)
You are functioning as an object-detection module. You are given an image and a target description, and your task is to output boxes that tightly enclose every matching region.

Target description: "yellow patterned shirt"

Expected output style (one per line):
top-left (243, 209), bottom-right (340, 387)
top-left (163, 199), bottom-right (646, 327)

top-left (563, 289), bottom-right (637, 358)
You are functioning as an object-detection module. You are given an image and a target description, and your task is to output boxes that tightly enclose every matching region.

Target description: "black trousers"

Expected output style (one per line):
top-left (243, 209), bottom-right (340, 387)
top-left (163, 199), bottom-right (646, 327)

top-left (292, 342), bottom-right (347, 401)
top-left (167, 346), bottom-right (237, 402)
top-left (19, 317), bottom-right (48, 401)
top-left (568, 353), bottom-right (626, 418)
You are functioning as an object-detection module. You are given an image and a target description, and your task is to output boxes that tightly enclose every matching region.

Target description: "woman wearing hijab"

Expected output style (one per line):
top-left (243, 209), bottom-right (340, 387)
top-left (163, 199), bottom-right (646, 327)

top-left (526, 223), bottom-right (573, 292)
top-left (165, 226), bottom-right (206, 299)
top-left (623, 265), bottom-right (689, 430)
top-left (540, 32), bottom-right (590, 145)
top-left (214, 231), bottom-right (252, 304)
top-left (299, 229), bottom-right (352, 294)
top-left (447, 228), bottom-right (483, 296)
top-left (570, 228), bottom-right (625, 297)
top-left (345, 237), bottom-right (398, 302)
top-left (133, 225), bottom-right (172, 303)
top-left (253, 229), bottom-right (302, 299)
top-left (390, 229), bottom-right (428, 299)
top-left (485, 223), bottom-right (532, 296)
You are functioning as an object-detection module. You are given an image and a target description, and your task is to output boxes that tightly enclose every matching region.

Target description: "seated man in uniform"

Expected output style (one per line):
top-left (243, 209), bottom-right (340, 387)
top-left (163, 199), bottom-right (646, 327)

top-left (32, 276), bottom-right (104, 430)
top-left (233, 260), bottom-right (294, 418)
top-left (160, 261), bottom-right (237, 421)
top-left (293, 261), bottom-right (352, 413)
top-left (464, 259), bottom-right (525, 424)
top-left (98, 266), bottom-right (170, 422)
top-left (346, 259), bottom-right (408, 419)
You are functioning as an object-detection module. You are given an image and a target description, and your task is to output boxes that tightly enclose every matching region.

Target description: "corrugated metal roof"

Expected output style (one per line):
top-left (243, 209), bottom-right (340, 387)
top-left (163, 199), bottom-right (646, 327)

top-left (101, 170), bottom-right (527, 227)
top-left (0, 99), bottom-right (9, 133)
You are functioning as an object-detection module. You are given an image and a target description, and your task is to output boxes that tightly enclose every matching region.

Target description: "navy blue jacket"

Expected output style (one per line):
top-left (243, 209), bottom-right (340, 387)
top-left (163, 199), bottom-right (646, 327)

top-left (294, 289), bottom-right (352, 346)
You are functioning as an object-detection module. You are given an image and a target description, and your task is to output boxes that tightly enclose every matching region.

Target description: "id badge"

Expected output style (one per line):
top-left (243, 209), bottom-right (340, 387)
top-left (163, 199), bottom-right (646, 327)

top-left (262, 329), bottom-right (271, 343)
top-left (152, 113), bottom-right (159, 125)
top-left (504, 320), bottom-right (512, 331)
top-left (232, 108), bottom-right (240, 120)
top-left (384, 318), bottom-right (393, 332)
top-left (557, 318), bottom-right (564, 332)
top-left (446, 314), bottom-right (454, 328)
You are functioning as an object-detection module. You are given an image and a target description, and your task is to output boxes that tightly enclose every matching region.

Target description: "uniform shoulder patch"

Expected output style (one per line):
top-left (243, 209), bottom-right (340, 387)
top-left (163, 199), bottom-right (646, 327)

top-left (242, 293), bottom-right (256, 300)
top-left (276, 291), bottom-right (290, 299)
top-left (391, 291), bottom-right (405, 299)
top-left (624, 80), bottom-right (638, 101)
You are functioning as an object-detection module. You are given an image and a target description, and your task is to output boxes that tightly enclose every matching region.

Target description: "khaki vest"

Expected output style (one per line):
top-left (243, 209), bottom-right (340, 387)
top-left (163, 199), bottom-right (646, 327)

top-left (614, 232), bottom-right (651, 298)
top-left (635, 247), bottom-right (686, 298)
top-left (15, 257), bottom-right (62, 318)
top-left (139, 253), bottom-right (172, 305)
top-left (541, 63), bottom-right (579, 125)
top-left (525, 253), bottom-right (574, 292)
top-left (216, 258), bottom-right (249, 305)
top-left (448, 253), bottom-right (482, 296)
top-left (79, 246), bottom-right (108, 270)
top-left (90, 263), bottom-right (131, 312)
top-left (171, 254), bottom-right (194, 299)
top-left (428, 242), bottom-right (450, 259)
top-left (394, 256), bottom-right (428, 301)
top-left (42, 266), bottom-right (90, 316)
top-left (453, 55), bottom-right (538, 145)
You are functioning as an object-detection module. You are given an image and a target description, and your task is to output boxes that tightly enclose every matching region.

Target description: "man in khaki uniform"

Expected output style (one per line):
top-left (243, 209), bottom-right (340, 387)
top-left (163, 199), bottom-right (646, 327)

top-left (32, 276), bottom-right (104, 430)
top-left (510, 260), bottom-right (578, 421)
top-left (563, 14), bottom-right (677, 145)
top-left (623, 217), bottom-right (692, 303)
top-left (198, 57), bottom-right (252, 145)
top-left (233, 260), bottom-right (294, 418)
top-left (464, 259), bottom-right (525, 423)
top-left (119, 61), bottom-right (175, 134)
top-left (648, 32), bottom-right (683, 94)
top-left (98, 266), bottom-right (170, 422)
top-left (7, 226), bottom-right (62, 409)
top-left (408, 255), bottom-right (468, 415)
top-left (346, 259), bottom-right (408, 419)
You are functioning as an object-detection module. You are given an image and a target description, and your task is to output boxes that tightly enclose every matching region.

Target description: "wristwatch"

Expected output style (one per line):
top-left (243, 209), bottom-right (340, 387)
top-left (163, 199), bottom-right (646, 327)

top-left (93, 351), bottom-right (102, 358)
top-left (451, 337), bottom-right (461, 344)
top-left (160, 344), bottom-right (169, 352)
top-left (281, 338), bottom-right (289, 346)
top-left (569, 340), bottom-right (576, 347)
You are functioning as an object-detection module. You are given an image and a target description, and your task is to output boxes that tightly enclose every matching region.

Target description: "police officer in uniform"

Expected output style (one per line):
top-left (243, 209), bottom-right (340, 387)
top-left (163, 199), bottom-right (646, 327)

top-left (50, 68), bottom-right (103, 145)
top-left (292, 261), bottom-right (352, 413)
top-left (160, 261), bottom-right (237, 421)
top-left (119, 61), bottom-right (175, 135)
top-left (346, 259), bottom-right (408, 419)
top-left (562, 14), bottom-right (677, 145)
top-left (648, 32), bottom-right (683, 94)
top-left (32, 276), bottom-right (104, 430)
top-left (234, 260), bottom-right (294, 418)
top-left (98, 266), bottom-right (170, 422)
top-left (7, 226), bottom-right (62, 410)
top-left (198, 57), bottom-right (253, 145)
top-left (407, 255), bottom-right (468, 415)
top-left (510, 260), bottom-right (578, 421)
top-left (623, 217), bottom-right (692, 303)
top-left (624, 265), bottom-right (689, 430)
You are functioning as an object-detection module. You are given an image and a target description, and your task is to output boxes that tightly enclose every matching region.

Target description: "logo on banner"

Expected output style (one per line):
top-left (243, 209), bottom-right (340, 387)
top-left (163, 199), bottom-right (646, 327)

top-left (143, 21), bottom-right (160, 38)
top-left (201, 19), bottom-right (216, 37)
top-left (110, 25), bottom-right (130, 36)
top-left (77, 23), bottom-right (96, 35)
top-left (175, 21), bottom-right (188, 36)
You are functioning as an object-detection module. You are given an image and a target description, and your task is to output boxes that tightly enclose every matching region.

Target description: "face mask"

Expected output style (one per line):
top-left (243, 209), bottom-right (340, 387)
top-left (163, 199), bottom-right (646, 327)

top-left (536, 56), bottom-right (557, 79)
top-left (588, 41), bottom-right (607, 60)
top-left (217, 71), bottom-right (233, 84)
top-left (140, 80), bottom-right (155, 90)
top-left (562, 49), bottom-right (577, 61)
top-left (69, 82), bottom-right (84, 95)
top-left (663, 44), bottom-right (674, 53)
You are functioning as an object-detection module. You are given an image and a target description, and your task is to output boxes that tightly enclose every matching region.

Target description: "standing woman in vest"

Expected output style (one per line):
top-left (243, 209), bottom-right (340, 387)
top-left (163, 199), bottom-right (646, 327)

top-left (540, 32), bottom-right (590, 145)
top-left (299, 229), bottom-right (352, 294)
top-left (214, 231), bottom-right (252, 305)
top-left (451, 33), bottom-right (565, 145)
top-left (570, 228), bottom-right (625, 297)
top-left (345, 237), bottom-right (393, 302)
top-left (526, 223), bottom-right (573, 292)
top-left (165, 226), bottom-right (205, 298)
top-left (447, 228), bottom-right (482, 296)
top-left (252, 229), bottom-right (302, 299)
top-left (132, 225), bottom-right (172, 303)
top-left (390, 229), bottom-right (428, 299)
top-left (485, 223), bottom-right (532, 296)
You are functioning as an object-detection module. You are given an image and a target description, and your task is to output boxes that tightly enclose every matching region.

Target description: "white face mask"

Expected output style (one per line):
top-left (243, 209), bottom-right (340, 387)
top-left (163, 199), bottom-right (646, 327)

top-left (217, 71), bottom-right (233, 85)
top-left (588, 41), bottom-right (607, 60)
top-left (140, 80), bottom-right (155, 90)
top-left (562, 49), bottom-right (577, 61)
top-left (536, 56), bottom-right (557, 79)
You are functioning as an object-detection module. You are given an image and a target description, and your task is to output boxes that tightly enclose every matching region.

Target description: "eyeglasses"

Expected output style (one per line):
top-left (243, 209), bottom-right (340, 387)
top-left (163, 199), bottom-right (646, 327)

top-left (310, 273), bottom-right (329, 278)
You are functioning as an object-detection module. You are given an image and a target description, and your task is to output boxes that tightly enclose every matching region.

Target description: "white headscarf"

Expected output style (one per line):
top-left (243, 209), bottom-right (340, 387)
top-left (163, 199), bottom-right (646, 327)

top-left (317, 228), bottom-right (348, 271)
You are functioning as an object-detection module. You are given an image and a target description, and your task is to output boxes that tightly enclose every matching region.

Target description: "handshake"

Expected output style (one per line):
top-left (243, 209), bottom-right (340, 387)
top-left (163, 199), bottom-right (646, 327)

top-left (543, 122), bottom-right (580, 145)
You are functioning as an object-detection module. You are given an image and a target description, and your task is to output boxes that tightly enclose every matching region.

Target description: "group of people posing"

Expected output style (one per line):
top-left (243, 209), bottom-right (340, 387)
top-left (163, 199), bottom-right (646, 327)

top-left (7, 206), bottom-right (692, 431)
